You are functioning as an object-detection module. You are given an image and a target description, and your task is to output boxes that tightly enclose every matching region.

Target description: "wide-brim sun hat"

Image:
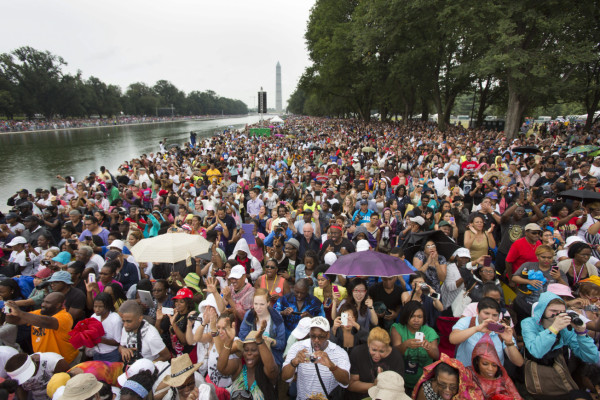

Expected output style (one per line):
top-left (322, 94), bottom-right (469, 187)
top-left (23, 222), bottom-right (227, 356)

top-left (162, 354), bottom-right (203, 387)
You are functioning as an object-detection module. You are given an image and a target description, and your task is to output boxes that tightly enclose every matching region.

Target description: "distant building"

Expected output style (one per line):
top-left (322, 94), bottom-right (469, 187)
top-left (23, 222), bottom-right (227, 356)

top-left (276, 61), bottom-right (282, 113)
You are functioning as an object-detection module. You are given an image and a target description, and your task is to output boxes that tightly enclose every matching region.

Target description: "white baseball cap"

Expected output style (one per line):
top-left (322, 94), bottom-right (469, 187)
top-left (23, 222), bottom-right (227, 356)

top-left (453, 248), bottom-right (471, 259)
top-left (356, 239), bottom-right (370, 252)
top-left (324, 252), bottom-right (337, 265)
top-left (310, 316), bottom-right (330, 332)
top-left (117, 359), bottom-right (157, 386)
top-left (409, 216), bottom-right (425, 226)
top-left (291, 317), bottom-right (312, 339)
top-left (229, 265), bottom-right (246, 280)
top-left (7, 236), bottom-right (27, 247)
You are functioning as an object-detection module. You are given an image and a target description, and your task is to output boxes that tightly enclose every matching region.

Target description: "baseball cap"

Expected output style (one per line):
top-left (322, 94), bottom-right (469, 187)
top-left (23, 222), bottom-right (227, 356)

top-left (48, 271), bottom-right (73, 285)
top-left (291, 317), bottom-right (312, 339)
top-left (5, 213), bottom-right (18, 220)
top-left (104, 250), bottom-right (121, 261)
top-left (310, 316), bottom-right (330, 332)
top-left (229, 265), bottom-right (246, 280)
top-left (35, 268), bottom-right (54, 279)
top-left (173, 288), bottom-right (194, 300)
top-left (453, 248), bottom-right (471, 259)
top-left (438, 220), bottom-right (451, 228)
top-left (108, 239), bottom-right (124, 251)
top-left (117, 358), bottom-right (157, 387)
top-left (7, 236), bottom-right (27, 247)
top-left (324, 252), bottom-right (337, 265)
top-left (409, 216), bottom-right (425, 226)
top-left (525, 223), bottom-right (542, 232)
top-left (356, 239), bottom-right (370, 252)
top-left (360, 199), bottom-right (368, 205)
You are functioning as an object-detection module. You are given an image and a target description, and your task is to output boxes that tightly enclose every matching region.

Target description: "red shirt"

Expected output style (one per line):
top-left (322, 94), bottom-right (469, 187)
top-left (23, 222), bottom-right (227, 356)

top-left (506, 237), bottom-right (541, 273)
top-left (461, 160), bottom-right (479, 173)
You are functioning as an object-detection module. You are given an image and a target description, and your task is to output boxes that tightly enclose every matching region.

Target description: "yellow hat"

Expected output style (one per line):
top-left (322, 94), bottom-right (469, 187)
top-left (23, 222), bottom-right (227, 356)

top-left (47, 372), bottom-right (70, 398)
top-left (581, 276), bottom-right (600, 287)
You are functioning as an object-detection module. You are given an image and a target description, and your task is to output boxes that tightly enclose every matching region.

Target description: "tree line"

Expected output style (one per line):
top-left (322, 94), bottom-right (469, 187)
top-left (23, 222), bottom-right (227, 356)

top-left (0, 46), bottom-right (248, 119)
top-left (287, 0), bottom-right (600, 138)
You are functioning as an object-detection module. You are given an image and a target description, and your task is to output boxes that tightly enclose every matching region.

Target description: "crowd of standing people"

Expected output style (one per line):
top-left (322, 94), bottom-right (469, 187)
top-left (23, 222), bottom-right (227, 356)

top-left (1, 115), bottom-right (600, 400)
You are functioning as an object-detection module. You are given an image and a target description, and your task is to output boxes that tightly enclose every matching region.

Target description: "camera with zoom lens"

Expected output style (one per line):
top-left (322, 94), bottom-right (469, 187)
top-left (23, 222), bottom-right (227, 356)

top-left (187, 314), bottom-right (203, 323)
top-left (566, 311), bottom-right (584, 327)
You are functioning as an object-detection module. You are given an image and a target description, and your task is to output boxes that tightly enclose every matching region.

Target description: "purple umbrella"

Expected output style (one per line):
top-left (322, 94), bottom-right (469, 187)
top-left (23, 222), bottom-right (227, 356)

top-left (327, 251), bottom-right (415, 277)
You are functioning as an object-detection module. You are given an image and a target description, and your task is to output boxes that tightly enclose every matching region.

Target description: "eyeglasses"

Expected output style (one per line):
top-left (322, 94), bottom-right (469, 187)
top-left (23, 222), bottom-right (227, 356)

top-left (434, 380), bottom-right (458, 392)
top-left (426, 244), bottom-right (436, 248)
top-left (265, 265), bottom-right (277, 269)
top-left (310, 333), bottom-right (329, 341)
top-left (528, 231), bottom-right (541, 235)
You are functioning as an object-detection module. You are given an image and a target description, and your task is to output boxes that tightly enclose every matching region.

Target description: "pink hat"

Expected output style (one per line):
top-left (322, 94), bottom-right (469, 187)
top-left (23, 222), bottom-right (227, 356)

top-left (547, 283), bottom-right (574, 298)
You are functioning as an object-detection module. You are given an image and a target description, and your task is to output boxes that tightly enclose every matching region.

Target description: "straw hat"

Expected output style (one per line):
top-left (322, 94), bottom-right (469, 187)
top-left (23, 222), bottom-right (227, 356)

top-left (162, 354), bottom-right (203, 387)
top-left (236, 330), bottom-right (275, 353)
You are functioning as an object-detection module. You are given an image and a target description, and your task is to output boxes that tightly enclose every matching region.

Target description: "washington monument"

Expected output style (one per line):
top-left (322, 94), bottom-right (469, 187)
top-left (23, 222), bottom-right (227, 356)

top-left (276, 61), bottom-right (282, 113)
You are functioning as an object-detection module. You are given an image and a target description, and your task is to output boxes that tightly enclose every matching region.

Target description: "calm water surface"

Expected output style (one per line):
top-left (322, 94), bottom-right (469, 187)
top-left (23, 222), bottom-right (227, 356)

top-left (0, 115), bottom-right (262, 210)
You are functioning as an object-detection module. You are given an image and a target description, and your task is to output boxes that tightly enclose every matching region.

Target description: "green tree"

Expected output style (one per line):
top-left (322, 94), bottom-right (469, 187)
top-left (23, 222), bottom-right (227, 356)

top-left (0, 46), bottom-right (66, 118)
top-left (479, 0), bottom-right (597, 138)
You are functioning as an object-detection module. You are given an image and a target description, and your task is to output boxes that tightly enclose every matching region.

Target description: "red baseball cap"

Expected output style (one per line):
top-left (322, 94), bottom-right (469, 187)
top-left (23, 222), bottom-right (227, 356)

top-left (172, 288), bottom-right (194, 299)
top-left (35, 268), bottom-right (53, 279)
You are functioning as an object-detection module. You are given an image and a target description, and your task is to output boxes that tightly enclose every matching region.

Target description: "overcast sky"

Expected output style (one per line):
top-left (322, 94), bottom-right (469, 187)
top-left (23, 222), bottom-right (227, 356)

top-left (1, 0), bottom-right (315, 109)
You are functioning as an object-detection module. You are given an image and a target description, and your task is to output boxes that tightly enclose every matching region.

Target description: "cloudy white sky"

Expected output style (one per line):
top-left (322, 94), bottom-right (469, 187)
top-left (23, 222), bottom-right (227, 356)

top-left (1, 0), bottom-right (315, 109)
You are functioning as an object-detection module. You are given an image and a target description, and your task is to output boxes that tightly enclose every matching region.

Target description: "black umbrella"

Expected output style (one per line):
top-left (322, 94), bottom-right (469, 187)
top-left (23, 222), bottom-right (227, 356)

top-left (512, 146), bottom-right (541, 154)
top-left (401, 230), bottom-right (461, 262)
top-left (559, 190), bottom-right (600, 202)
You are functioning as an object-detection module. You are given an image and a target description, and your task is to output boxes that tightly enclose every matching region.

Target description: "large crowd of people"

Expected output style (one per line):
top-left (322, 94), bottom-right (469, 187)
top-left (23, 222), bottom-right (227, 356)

top-left (1, 115), bottom-right (600, 400)
top-left (0, 115), bottom-right (242, 133)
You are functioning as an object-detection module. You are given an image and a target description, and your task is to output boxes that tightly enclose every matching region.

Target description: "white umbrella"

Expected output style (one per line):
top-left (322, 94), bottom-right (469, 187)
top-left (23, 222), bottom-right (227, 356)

top-left (130, 233), bottom-right (211, 264)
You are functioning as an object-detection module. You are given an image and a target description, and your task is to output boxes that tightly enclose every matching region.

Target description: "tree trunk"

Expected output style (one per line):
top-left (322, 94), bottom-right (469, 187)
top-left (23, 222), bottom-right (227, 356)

top-left (420, 97), bottom-right (429, 121)
top-left (584, 97), bottom-right (599, 132)
top-left (505, 80), bottom-right (528, 140)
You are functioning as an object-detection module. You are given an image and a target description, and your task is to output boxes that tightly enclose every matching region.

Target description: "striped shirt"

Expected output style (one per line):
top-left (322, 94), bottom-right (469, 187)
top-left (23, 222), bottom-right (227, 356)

top-left (283, 338), bottom-right (350, 400)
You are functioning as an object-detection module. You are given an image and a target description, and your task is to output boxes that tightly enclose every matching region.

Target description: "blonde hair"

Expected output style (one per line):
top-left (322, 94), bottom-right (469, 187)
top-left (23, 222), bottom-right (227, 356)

top-left (535, 244), bottom-right (554, 256)
top-left (367, 327), bottom-right (391, 346)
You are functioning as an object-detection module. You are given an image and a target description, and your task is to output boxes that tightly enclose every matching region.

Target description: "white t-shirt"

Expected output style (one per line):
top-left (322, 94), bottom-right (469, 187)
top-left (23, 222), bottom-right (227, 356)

top-left (192, 320), bottom-right (239, 387)
top-left (92, 312), bottom-right (122, 354)
top-left (283, 339), bottom-right (351, 400)
top-left (9, 249), bottom-right (34, 276)
top-left (119, 321), bottom-right (165, 361)
top-left (22, 352), bottom-right (63, 399)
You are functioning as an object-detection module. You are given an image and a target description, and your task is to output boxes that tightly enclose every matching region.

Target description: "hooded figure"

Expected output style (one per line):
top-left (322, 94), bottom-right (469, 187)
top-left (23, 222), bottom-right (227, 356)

top-left (521, 292), bottom-right (598, 363)
top-left (412, 353), bottom-right (482, 400)
top-left (228, 238), bottom-right (262, 282)
top-left (469, 333), bottom-right (522, 399)
top-left (352, 225), bottom-right (377, 249)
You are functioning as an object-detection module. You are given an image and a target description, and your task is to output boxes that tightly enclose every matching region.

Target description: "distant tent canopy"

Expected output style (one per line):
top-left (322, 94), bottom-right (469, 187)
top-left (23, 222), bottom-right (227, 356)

top-left (270, 116), bottom-right (284, 124)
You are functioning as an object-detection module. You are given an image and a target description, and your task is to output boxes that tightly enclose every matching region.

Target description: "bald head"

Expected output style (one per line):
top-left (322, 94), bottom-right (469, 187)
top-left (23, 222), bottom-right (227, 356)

top-left (41, 292), bottom-right (65, 316)
top-left (303, 223), bottom-right (314, 241)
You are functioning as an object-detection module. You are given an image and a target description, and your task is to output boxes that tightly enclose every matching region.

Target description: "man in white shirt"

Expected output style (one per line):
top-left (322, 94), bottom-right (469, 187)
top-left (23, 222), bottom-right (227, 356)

top-left (7, 236), bottom-right (34, 276)
top-left (432, 169), bottom-right (449, 197)
top-left (282, 317), bottom-right (350, 400)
